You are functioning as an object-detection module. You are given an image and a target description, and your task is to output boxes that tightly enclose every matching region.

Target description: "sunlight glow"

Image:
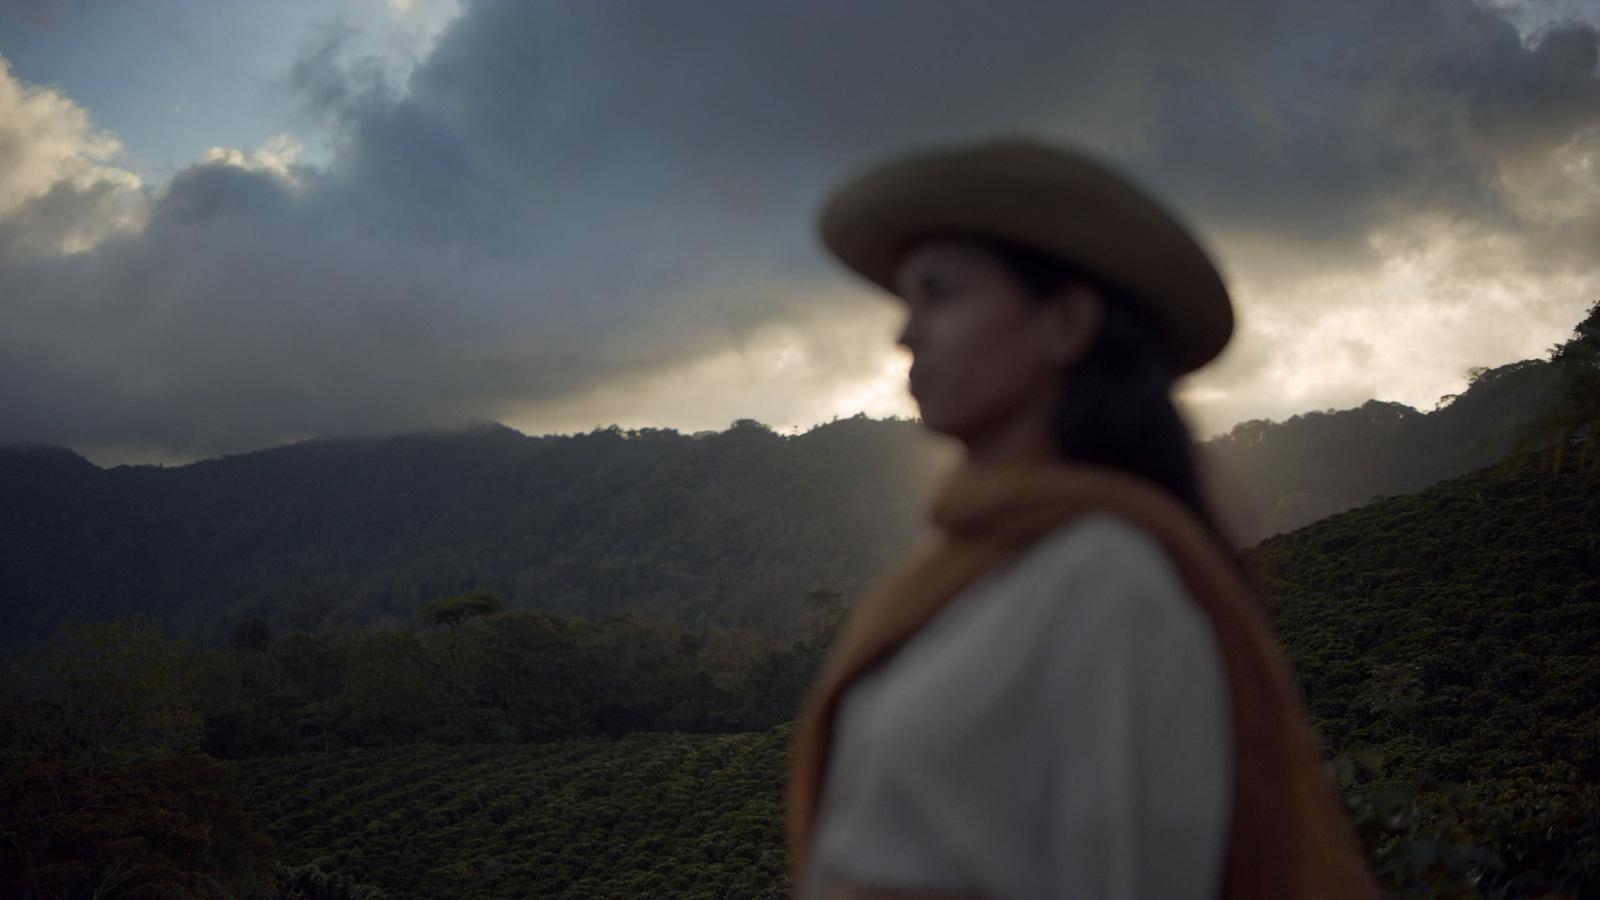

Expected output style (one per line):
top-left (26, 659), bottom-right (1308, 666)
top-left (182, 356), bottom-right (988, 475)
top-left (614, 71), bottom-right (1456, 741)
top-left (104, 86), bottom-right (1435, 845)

top-left (1184, 215), bottom-right (1600, 437)
top-left (505, 293), bottom-right (917, 437)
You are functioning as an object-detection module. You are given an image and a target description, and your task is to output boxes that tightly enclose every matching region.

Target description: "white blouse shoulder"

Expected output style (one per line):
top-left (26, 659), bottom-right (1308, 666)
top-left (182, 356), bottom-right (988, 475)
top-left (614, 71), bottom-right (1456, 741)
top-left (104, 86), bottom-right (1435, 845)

top-left (803, 512), bottom-right (1232, 900)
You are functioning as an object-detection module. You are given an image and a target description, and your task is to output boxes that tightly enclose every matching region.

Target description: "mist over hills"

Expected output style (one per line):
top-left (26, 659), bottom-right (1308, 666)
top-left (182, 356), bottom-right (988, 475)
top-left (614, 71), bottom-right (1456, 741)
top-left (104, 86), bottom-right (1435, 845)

top-left (0, 354), bottom-right (1565, 650)
top-left (1211, 356), bottom-right (1564, 538)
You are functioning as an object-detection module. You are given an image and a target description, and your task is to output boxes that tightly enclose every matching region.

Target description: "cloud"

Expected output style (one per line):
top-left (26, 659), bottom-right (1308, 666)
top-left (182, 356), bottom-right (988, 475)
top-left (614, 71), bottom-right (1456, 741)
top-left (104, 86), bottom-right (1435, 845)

top-left (0, 55), bottom-right (143, 251)
top-left (1, 0), bottom-right (1598, 461)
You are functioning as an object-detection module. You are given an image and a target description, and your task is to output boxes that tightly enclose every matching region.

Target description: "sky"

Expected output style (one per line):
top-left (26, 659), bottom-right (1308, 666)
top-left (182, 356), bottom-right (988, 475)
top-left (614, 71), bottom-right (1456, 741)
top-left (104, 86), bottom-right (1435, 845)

top-left (1, 0), bottom-right (1598, 466)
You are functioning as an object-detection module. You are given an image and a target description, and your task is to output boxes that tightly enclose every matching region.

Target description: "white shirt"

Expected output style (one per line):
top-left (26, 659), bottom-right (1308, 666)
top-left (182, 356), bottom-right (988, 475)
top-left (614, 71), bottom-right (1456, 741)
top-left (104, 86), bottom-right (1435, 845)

top-left (802, 513), bottom-right (1232, 900)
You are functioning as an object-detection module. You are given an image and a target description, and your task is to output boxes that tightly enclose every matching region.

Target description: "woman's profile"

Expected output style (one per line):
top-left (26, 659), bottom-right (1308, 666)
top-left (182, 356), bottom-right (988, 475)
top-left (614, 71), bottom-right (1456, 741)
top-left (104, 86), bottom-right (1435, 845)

top-left (787, 139), bottom-right (1378, 899)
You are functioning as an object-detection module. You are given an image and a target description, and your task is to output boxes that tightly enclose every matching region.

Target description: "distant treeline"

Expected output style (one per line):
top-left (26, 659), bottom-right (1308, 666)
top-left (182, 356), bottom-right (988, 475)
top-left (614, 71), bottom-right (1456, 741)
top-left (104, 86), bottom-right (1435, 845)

top-left (0, 416), bottom-right (951, 652)
top-left (8, 296), bottom-right (1600, 655)
top-left (1211, 357), bottom-right (1565, 538)
top-left (196, 588), bottom-right (846, 758)
top-left (1216, 298), bottom-right (1599, 538)
top-left (6, 333), bottom-right (1592, 654)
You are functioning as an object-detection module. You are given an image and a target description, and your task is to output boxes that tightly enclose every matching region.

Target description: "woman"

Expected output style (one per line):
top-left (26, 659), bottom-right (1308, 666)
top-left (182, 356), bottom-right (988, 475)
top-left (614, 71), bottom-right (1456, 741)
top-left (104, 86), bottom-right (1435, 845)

top-left (787, 139), bottom-right (1376, 900)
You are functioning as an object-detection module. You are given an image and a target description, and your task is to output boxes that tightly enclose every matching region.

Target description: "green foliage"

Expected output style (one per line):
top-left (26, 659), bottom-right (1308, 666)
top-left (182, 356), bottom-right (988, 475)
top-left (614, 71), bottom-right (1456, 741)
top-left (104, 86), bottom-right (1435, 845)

top-left (221, 458), bottom-right (1600, 897)
top-left (420, 590), bottom-right (507, 629)
top-left (190, 597), bottom-right (841, 757)
top-left (232, 617), bottom-right (276, 652)
top-left (1253, 463), bottom-right (1600, 896)
top-left (0, 417), bottom-right (950, 651)
top-left (238, 728), bottom-right (796, 899)
top-left (1254, 465), bottom-right (1600, 784)
top-left (1515, 299), bottom-right (1600, 474)
top-left (0, 618), bottom-right (276, 899)
top-left (4, 456), bottom-right (1598, 897)
top-left (1333, 753), bottom-right (1600, 899)
top-left (271, 862), bottom-right (386, 899)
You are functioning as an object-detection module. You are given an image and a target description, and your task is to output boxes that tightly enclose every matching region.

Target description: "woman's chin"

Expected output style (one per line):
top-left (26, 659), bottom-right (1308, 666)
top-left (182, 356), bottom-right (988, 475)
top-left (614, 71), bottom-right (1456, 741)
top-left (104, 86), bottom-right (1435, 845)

top-left (913, 408), bottom-right (971, 442)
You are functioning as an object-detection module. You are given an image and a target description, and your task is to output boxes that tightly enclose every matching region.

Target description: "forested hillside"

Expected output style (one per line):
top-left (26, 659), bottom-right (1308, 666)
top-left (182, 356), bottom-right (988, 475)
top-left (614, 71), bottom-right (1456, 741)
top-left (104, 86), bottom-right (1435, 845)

top-left (1253, 461), bottom-right (1600, 784)
top-left (1215, 299), bottom-right (1598, 540)
top-left (0, 417), bottom-right (951, 651)
top-left (1209, 358), bottom-right (1566, 539)
top-left (3, 301), bottom-right (1593, 651)
top-left (229, 459), bottom-right (1597, 899)
top-left (189, 594), bottom-right (845, 757)
top-left (0, 366), bottom-right (1553, 651)
top-left (1253, 461), bottom-right (1600, 896)
top-left (5, 452), bottom-right (1598, 896)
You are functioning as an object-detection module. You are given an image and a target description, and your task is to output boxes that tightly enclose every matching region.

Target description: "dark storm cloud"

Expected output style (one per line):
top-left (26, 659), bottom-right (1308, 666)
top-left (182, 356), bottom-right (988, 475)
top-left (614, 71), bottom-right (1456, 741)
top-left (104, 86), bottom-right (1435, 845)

top-left (1, 0), bottom-right (1598, 459)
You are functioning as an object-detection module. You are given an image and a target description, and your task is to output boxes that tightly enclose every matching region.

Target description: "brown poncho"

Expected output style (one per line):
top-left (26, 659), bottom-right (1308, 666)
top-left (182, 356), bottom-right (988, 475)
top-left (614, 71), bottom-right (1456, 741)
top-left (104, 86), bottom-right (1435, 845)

top-left (787, 460), bottom-right (1377, 899)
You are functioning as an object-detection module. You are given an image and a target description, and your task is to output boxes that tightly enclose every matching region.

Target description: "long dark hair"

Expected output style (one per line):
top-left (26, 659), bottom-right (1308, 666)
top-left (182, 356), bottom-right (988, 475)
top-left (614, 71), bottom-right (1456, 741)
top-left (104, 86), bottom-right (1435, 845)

top-left (980, 238), bottom-right (1221, 535)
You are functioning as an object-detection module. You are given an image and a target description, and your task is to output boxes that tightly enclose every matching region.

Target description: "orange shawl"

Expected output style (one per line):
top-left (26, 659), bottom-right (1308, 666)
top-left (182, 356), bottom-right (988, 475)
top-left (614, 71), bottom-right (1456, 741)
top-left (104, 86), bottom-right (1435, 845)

top-left (787, 460), bottom-right (1377, 899)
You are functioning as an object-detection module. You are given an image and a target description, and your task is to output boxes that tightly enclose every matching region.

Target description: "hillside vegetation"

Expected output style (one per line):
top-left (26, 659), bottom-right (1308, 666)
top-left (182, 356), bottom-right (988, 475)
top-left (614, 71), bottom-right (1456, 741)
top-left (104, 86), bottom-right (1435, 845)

top-left (1255, 463), bottom-right (1600, 784)
top-left (3, 303), bottom-right (1595, 896)
top-left (239, 730), bottom-right (793, 899)
top-left (1253, 461), bottom-right (1600, 896)
top-left (5, 456), bottom-right (1599, 896)
top-left (189, 598), bottom-right (844, 758)
top-left (222, 460), bottom-right (1600, 899)
top-left (0, 417), bottom-right (950, 651)
top-left (1219, 299), bottom-right (1599, 538)
top-left (1211, 358), bottom-right (1565, 538)
top-left (0, 353), bottom-right (1573, 652)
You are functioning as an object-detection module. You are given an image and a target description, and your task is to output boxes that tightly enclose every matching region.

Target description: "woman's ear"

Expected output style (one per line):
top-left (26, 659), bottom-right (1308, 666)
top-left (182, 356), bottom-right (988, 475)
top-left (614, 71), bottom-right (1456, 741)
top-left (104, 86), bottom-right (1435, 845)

top-left (1041, 280), bottom-right (1106, 369)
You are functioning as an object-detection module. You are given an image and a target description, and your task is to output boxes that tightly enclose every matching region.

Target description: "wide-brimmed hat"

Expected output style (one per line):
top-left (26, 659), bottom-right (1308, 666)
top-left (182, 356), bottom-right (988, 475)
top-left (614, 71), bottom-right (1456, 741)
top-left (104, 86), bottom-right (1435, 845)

top-left (818, 137), bottom-right (1233, 374)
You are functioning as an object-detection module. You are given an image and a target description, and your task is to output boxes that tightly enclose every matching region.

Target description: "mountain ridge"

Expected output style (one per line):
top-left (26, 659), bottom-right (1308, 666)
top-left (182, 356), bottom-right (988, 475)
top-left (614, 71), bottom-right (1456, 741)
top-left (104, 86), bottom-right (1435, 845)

top-left (0, 356), bottom-right (1567, 649)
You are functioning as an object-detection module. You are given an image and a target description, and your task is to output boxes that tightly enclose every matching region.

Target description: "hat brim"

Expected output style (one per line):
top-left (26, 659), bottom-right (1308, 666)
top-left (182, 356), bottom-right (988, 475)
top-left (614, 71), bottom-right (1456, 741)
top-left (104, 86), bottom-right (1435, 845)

top-left (818, 139), bottom-right (1232, 375)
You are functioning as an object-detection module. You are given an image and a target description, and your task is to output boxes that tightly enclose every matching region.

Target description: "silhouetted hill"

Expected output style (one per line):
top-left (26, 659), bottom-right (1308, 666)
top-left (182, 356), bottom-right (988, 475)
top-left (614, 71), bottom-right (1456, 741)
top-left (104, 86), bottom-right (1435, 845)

top-left (0, 351), bottom-right (1579, 649)
top-left (0, 418), bottom-right (953, 650)
top-left (1207, 358), bottom-right (1563, 540)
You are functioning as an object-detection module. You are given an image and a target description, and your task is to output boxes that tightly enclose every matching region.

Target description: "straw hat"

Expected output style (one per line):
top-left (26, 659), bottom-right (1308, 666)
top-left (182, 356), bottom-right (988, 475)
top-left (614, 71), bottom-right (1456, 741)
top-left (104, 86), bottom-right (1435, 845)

top-left (818, 137), bottom-right (1233, 375)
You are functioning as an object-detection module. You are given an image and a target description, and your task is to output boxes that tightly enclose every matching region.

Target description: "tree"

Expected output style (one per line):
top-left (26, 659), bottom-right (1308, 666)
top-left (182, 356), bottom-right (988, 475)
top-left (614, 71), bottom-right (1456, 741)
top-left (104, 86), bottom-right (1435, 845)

top-left (335, 626), bottom-right (434, 746)
top-left (1516, 300), bottom-right (1600, 473)
top-left (795, 585), bottom-right (848, 670)
top-left (419, 590), bottom-right (507, 630)
top-left (270, 862), bottom-right (384, 899)
top-left (0, 618), bottom-right (275, 899)
top-left (416, 591), bottom-right (507, 740)
top-left (229, 617), bottom-right (274, 653)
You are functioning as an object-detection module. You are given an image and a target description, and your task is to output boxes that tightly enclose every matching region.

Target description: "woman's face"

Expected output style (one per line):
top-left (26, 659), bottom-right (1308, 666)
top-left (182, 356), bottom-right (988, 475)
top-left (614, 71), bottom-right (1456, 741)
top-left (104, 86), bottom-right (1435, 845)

top-left (893, 239), bottom-right (1101, 449)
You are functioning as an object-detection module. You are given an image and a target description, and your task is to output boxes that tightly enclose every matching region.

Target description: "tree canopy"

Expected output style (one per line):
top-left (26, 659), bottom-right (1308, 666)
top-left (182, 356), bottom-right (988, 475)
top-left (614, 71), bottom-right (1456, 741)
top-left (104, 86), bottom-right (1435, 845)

top-left (420, 590), bottom-right (507, 629)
